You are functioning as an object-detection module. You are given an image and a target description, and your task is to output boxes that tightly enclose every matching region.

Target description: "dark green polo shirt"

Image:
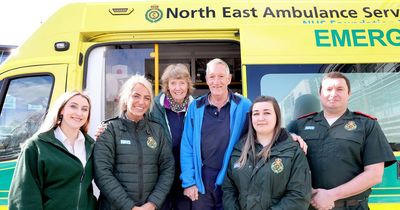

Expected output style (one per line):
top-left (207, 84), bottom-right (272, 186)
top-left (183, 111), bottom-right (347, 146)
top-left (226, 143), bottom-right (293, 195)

top-left (287, 109), bottom-right (396, 200)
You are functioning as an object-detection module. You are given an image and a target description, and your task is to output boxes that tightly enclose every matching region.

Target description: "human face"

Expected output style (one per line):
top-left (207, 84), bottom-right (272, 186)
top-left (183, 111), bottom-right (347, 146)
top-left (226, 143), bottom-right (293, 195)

top-left (60, 95), bottom-right (90, 131)
top-left (206, 63), bottom-right (231, 97)
top-left (126, 83), bottom-right (151, 121)
top-left (319, 78), bottom-right (350, 115)
top-left (168, 78), bottom-right (188, 104)
top-left (252, 101), bottom-right (276, 137)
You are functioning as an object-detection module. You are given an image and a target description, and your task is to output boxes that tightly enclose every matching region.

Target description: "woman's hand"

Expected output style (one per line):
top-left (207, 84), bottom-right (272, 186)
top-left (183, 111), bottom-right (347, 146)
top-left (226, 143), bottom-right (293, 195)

top-left (94, 123), bottom-right (107, 139)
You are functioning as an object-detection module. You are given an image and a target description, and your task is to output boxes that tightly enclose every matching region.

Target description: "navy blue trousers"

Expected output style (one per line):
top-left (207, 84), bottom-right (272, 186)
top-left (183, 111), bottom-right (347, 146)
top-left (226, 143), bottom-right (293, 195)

top-left (191, 167), bottom-right (223, 210)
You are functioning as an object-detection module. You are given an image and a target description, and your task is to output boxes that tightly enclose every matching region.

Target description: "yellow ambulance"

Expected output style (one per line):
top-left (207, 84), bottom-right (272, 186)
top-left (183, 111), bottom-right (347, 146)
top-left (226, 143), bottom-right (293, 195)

top-left (0, 1), bottom-right (399, 209)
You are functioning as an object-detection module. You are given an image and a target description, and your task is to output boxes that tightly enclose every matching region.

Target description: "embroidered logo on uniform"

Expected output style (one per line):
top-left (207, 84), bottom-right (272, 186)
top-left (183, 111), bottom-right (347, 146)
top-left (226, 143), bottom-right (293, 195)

top-left (304, 125), bottom-right (315, 130)
top-left (271, 158), bottom-right (284, 174)
top-left (147, 136), bottom-right (157, 149)
top-left (344, 121), bottom-right (357, 131)
top-left (120, 139), bottom-right (131, 145)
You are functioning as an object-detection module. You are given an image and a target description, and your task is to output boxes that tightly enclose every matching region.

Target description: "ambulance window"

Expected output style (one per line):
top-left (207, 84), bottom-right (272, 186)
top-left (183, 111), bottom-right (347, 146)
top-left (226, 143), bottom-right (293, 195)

top-left (0, 76), bottom-right (53, 160)
top-left (157, 43), bottom-right (241, 96)
top-left (103, 44), bottom-right (155, 119)
top-left (246, 63), bottom-right (400, 151)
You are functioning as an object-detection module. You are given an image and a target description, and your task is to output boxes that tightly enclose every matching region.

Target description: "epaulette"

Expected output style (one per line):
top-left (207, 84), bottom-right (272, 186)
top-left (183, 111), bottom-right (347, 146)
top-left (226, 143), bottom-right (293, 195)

top-left (102, 116), bottom-right (119, 124)
top-left (297, 112), bottom-right (318, 119)
top-left (354, 111), bottom-right (377, 120)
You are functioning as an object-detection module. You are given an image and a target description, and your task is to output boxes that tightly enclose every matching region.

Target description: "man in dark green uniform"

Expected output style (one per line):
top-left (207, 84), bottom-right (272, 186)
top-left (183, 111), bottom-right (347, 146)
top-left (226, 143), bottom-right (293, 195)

top-left (287, 72), bottom-right (396, 210)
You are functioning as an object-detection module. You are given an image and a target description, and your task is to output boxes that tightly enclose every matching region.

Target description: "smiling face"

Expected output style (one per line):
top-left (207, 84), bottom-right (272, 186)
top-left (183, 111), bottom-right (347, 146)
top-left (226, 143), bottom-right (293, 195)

top-left (60, 95), bottom-right (90, 131)
top-left (168, 78), bottom-right (188, 103)
top-left (206, 63), bottom-right (231, 97)
top-left (126, 83), bottom-right (151, 121)
top-left (319, 77), bottom-right (350, 116)
top-left (251, 101), bottom-right (277, 137)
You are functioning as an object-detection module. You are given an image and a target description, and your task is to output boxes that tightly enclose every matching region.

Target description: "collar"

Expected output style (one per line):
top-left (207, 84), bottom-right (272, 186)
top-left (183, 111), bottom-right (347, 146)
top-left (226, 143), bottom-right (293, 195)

top-left (269, 129), bottom-right (297, 155)
top-left (120, 112), bottom-right (148, 130)
top-left (158, 92), bottom-right (193, 112)
top-left (314, 109), bottom-right (353, 122)
top-left (54, 127), bottom-right (85, 144)
top-left (196, 90), bottom-right (240, 108)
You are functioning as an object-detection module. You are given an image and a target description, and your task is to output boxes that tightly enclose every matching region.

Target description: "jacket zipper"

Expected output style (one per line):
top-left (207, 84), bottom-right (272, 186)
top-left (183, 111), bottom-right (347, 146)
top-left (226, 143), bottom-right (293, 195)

top-left (76, 171), bottom-right (84, 210)
top-left (133, 127), bottom-right (144, 201)
top-left (41, 134), bottom-right (93, 210)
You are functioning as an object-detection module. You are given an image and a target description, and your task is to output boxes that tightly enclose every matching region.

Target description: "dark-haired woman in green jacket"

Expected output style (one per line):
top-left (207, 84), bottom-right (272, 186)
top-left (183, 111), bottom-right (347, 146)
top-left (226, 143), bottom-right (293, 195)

top-left (222, 96), bottom-right (311, 210)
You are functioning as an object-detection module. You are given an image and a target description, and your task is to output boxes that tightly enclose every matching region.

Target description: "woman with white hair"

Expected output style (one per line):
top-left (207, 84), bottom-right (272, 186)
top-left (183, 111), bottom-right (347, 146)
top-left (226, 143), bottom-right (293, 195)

top-left (94, 75), bottom-right (174, 210)
top-left (9, 91), bottom-right (97, 210)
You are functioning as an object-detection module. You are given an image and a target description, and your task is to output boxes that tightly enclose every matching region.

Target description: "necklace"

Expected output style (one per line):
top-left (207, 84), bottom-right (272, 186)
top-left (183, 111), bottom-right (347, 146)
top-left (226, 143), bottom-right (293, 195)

top-left (166, 93), bottom-right (189, 112)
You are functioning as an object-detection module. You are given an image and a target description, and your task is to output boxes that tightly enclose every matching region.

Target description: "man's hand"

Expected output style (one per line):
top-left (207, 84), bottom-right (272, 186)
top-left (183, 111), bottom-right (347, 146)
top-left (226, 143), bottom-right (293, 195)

top-left (311, 188), bottom-right (336, 210)
top-left (290, 133), bottom-right (308, 154)
top-left (184, 185), bottom-right (199, 201)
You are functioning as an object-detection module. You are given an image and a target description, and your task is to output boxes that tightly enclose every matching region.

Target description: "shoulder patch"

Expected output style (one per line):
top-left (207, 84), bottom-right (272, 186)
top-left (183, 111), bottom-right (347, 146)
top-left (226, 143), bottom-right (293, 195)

top-left (354, 111), bottom-right (377, 120)
top-left (297, 112), bottom-right (318, 119)
top-left (103, 116), bottom-right (119, 123)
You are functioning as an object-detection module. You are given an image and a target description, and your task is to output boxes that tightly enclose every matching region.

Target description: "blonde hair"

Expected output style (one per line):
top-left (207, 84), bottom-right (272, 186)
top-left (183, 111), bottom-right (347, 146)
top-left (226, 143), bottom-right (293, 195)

top-left (37, 91), bottom-right (92, 134)
top-left (161, 64), bottom-right (194, 94)
top-left (118, 74), bottom-right (154, 115)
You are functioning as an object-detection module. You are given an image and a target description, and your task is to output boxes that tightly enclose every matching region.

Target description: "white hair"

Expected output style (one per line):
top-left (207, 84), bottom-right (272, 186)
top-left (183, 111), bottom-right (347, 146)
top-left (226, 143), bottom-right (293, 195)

top-left (206, 58), bottom-right (230, 75)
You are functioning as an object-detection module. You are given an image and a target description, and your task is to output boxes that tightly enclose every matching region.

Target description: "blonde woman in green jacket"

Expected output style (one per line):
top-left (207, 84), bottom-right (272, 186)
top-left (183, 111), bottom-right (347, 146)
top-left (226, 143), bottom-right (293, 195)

top-left (222, 96), bottom-right (311, 210)
top-left (8, 91), bottom-right (97, 210)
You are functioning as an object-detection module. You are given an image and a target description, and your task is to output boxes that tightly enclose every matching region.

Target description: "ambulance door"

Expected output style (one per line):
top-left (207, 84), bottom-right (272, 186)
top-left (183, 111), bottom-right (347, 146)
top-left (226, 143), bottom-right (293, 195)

top-left (85, 44), bottom-right (156, 137)
top-left (0, 64), bottom-right (67, 206)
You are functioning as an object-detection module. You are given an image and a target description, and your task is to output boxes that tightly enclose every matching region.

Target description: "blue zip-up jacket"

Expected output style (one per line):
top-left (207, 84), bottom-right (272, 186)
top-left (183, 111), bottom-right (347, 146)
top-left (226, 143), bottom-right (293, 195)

top-left (180, 92), bottom-right (251, 194)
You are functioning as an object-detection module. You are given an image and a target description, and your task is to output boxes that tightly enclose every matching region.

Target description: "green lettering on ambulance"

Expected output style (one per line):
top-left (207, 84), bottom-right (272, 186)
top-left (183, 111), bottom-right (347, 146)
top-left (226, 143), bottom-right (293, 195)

top-left (387, 29), bottom-right (400, 46)
top-left (315, 30), bottom-right (331, 47)
top-left (331, 30), bottom-right (351, 47)
top-left (368, 29), bottom-right (387, 46)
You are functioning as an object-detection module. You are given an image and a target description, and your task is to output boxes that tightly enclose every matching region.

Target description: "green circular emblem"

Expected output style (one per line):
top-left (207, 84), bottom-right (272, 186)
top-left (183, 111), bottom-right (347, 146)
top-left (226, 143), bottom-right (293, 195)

top-left (147, 136), bottom-right (157, 149)
top-left (271, 158), bottom-right (284, 174)
top-left (145, 6), bottom-right (163, 23)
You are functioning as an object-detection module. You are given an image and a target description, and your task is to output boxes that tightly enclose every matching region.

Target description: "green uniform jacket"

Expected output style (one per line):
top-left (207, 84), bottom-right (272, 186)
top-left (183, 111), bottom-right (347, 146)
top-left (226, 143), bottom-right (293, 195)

top-left (94, 114), bottom-right (174, 210)
top-left (8, 129), bottom-right (97, 210)
top-left (287, 110), bottom-right (396, 205)
top-left (222, 129), bottom-right (311, 210)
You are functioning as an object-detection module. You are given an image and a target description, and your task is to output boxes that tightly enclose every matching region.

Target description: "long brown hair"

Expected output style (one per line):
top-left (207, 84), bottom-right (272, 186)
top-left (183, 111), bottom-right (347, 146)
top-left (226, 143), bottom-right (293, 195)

top-left (237, 96), bottom-right (282, 168)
